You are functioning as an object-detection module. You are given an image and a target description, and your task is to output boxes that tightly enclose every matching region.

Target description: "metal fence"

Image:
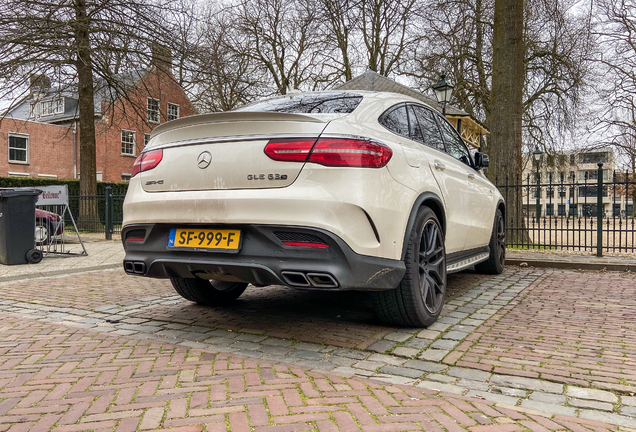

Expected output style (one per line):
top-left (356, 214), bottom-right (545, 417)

top-left (497, 163), bottom-right (636, 255)
top-left (66, 184), bottom-right (126, 238)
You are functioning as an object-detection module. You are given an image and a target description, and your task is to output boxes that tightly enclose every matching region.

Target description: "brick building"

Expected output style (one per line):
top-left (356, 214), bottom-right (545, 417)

top-left (1, 53), bottom-right (196, 182)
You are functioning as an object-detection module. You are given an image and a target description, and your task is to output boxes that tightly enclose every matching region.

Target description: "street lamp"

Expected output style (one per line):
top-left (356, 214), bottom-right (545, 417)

top-left (432, 73), bottom-right (454, 116)
top-left (533, 147), bottom-right (543, 219)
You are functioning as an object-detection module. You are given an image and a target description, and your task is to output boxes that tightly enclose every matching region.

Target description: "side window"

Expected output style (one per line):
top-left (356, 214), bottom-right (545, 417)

top-left (379, 104), bottom-right (409, 138)
top-left (411, 106), bottom-right (445, 152)
top-left (436, 115), bottom-right (472, 166)
top-left (406, 105), bottom-right (424, 143)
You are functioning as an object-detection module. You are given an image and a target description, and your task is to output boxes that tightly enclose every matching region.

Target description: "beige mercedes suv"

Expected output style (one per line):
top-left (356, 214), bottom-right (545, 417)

top-left (122, 91), bottom-right (505, 327)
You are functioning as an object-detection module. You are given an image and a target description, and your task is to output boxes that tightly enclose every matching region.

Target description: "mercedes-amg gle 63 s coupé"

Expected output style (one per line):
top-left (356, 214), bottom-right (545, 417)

top-left (122, 91), bottom-right (505, 327)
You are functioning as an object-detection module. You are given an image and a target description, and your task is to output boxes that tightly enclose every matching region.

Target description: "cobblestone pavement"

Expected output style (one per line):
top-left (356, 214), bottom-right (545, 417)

top-left (1, 267), bottom-right (636, 430)
top-left (0, 313), bottom-right (627, 432)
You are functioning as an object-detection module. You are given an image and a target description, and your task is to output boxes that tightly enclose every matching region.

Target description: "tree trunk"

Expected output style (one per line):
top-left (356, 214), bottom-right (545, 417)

top-left (74, 0), bottom-right (99, 230)
top-left (489, 0), bottom-right (525, 244)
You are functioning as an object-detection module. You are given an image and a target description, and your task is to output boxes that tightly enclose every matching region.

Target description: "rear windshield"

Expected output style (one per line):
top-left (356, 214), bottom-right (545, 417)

top-left (236, 92), bottom-right (363, 114)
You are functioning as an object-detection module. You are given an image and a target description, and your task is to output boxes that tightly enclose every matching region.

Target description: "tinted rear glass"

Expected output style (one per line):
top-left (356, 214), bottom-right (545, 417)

top-left (237, 92), bottom-right (363, 114)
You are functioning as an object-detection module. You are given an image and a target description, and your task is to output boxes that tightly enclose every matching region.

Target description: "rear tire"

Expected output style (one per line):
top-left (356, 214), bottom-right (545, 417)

top-left (171, 278), bottom-right (248, 306)
top-left (475, 208), bottom-right (506, 275)
top-left (372, 206), bottom-right (446, 327)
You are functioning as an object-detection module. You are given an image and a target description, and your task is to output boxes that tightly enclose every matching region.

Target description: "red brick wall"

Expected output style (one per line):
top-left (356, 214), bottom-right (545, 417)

top-left (0, 67), bottom-right (197, 183)
top-left (95, 67), bottom-right (198, 182)
top-left (0, 118), bottom-right (75, 179)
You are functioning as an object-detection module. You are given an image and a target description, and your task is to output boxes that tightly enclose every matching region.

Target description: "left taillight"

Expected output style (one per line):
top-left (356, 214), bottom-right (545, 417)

top-left (132, 149), bottom-right (163, 178)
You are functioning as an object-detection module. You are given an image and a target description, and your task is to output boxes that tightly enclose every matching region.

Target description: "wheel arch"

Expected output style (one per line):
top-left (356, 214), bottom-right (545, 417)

top-left (401, 192), bottom-right (446, 260)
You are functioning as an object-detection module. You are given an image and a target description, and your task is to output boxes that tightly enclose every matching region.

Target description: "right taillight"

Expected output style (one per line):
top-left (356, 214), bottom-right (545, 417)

top-left (264, 137), bottom-right (392, 168)
top-left (132, 149), bottom-right (163, 177)
top-left (309, 138), bottom-right (392, 168)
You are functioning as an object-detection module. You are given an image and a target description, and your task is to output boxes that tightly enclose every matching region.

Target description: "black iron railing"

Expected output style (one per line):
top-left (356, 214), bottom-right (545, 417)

top-left (497, 164), bottom-right (635, 255)
top-left (67, 183), bottom-right (126, 237)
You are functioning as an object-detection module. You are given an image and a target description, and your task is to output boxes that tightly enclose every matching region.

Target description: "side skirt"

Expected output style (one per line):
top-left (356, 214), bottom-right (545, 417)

top-left (446, 247), bottom-right (490, 274)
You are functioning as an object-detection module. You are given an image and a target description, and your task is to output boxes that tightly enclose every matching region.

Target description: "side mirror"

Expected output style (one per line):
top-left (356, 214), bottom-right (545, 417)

top-left (474, 152), bottom-right (489, 169)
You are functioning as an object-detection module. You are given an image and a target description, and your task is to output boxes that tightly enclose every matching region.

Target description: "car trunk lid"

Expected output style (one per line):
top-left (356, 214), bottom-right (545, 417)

top-left (141, 112), bottom-right (330, 192)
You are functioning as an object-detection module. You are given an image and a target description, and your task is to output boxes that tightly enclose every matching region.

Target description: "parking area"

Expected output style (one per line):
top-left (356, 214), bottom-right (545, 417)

top-left (2, 250), bottom-right (636, 430)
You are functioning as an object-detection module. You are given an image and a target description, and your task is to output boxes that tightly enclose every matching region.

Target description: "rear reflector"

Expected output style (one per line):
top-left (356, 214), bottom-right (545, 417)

top-left (125, 229), bottom-right (146, 242)
top-left (265, 137), bottom-right (392, 168)
top-left (132, 149), bottom-right (163, 177)
top-left (282, 241), bottom-right (329, 248)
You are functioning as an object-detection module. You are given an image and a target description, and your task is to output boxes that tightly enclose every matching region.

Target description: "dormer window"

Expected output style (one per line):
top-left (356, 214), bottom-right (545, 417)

top-left (40, 98), bottom-right (64, 116)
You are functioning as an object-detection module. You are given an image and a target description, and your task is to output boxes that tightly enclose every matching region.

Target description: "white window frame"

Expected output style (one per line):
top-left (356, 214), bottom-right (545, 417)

top-left (121, 173), bottom-right (132, 183)
top-left (144, 133), bottom-right (151, 147)
top-left (40, 98), bottom-right (64, 117)
top-left (147, 98), bottom-right (160, 123)
top-left (167, 103), bottom-right (180, 121)
top-left (121, 130), bottom-right (136, 156)
top-left (8, 133), bottom-right (29, 164)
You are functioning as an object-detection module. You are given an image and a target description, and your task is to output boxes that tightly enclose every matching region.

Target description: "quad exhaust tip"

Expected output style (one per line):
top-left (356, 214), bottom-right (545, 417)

top-left (281, 271), bottom-right (338, 288)
top-left (124, 260), bottom-right (147, 275)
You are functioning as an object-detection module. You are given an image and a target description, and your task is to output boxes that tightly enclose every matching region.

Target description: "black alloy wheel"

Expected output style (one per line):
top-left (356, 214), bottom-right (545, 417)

top-left (418, 218), bottom-right (446, 315)
top-left (475, 208), bottom-right (506, 274)
top-left (372, 206), bottom-right (447, 327)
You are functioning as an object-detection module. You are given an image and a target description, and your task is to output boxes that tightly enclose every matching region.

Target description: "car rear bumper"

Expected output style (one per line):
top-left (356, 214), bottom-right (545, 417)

top-left (122, 224), bottom-right (405, 291)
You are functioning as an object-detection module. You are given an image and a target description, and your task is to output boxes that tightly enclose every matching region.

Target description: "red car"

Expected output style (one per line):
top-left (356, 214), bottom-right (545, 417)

top-left (35, 209), bottom-right (63, 245)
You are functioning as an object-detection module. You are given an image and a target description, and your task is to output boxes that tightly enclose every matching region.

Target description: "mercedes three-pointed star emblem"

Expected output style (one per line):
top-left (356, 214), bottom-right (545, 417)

top-left (197, 151), bottom-right (212, 169)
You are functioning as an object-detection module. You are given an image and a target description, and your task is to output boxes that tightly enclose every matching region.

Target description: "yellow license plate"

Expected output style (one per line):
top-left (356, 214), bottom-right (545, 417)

top-left (168, 228), bottom-right (241, 250)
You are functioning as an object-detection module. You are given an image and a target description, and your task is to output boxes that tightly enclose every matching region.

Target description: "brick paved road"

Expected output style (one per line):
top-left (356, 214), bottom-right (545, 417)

top-left (0, 314), bottom-right (624, 432)
top-left (0, 272), bottom-right (173, 310)
top-left (0, 270), bottom-right (489, 350)
top-left (450, 271), bottom-right (636, 390)
top-left (2, 267), bottom-right (636, 430)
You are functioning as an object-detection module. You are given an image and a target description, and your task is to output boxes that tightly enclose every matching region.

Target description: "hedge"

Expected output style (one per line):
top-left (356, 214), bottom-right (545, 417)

top-left (0, 177), bottom-right (129, 196)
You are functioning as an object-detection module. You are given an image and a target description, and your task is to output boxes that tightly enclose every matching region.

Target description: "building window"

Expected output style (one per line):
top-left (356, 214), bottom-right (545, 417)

top-left (546, 187), bottom-right (554, 198)
top-left (147, 98), bottom-right (160, 123)
top-left (558, 204), bottom-right (566, 216)
top-left (121, 130), bottom-right (136, 155)
top-left (144, 133), bottom-right (151, 147)
top-left (167, 103), bottom-right (179, 121)
top-left (580, 152), bottom-right (607, 165)
top-left (569, 204), bottom-right (578, 217)
top-left (40, 98), bottom-right (64, 116)
top-left (558, 187), bottom-right (567, 198)
top-left (8, 134), bottom-right (28, 163)
top-left (121, 174), bottom-right (131, 183)
top-left (546, 204), bottom-right (554, 216)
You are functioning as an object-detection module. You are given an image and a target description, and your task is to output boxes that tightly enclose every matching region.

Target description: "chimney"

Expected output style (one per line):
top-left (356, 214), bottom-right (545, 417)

top-left (151, 43), bottom-right (172, 74)
top-left (29, 74), bottom-right (50, 96)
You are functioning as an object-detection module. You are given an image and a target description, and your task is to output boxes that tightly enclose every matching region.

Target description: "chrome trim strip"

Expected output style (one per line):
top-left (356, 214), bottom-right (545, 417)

top-left (446, 252), bottom-right (490, 274)
top-left (146, 134), bottom-right (321, 152)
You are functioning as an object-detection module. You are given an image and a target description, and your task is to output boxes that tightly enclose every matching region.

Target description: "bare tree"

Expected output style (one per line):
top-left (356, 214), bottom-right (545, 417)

top-left (235, 0), bottom-right (324, 95)
top-left (592, 0), bottom-right (636, 172)
top-left (405, 0), bottom-right (593, 157)
top-left (360, 0), bottom-right (420, 76)
top-left (0, 0), bottom-right (178, 211)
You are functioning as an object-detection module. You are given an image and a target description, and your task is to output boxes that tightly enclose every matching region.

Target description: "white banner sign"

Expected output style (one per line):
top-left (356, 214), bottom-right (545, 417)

top-left (35, 185), bottom-right (69, 206)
